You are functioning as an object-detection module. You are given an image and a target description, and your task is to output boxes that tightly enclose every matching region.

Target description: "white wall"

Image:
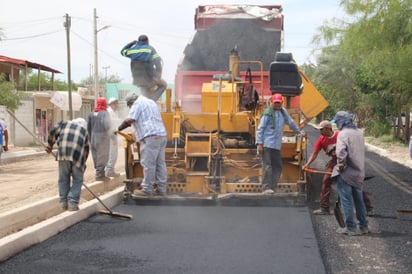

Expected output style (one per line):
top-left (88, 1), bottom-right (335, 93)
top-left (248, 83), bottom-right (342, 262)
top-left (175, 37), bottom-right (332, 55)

top-left (13, 99), bottom-right (36, 146)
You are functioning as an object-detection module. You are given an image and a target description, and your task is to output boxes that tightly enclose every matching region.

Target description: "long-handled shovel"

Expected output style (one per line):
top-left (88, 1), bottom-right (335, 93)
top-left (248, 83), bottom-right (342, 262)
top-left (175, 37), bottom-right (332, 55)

top-left (7, 110), bottom-right (132, 220)
top-left (303, 167), bottom-right (345, 227)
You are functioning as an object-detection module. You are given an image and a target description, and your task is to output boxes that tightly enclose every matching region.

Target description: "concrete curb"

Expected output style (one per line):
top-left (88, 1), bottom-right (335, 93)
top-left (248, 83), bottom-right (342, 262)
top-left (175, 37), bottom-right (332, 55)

top-left (1, 150), bottom-right (48, 164)
top-left (365, 143), bottom-right (388, 157)
top-left (0, 186), bottom-right (125, 262)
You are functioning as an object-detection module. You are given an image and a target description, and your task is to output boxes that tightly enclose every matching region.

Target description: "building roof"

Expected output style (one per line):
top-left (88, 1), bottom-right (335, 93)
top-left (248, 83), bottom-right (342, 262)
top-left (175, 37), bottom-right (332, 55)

top-left (0, 55), bottom-right (62, 74)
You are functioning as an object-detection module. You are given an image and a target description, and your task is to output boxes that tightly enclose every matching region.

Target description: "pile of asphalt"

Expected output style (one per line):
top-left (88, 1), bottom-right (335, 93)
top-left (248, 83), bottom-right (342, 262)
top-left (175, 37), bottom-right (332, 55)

top-left (181, 19), bottom-right (282, 72)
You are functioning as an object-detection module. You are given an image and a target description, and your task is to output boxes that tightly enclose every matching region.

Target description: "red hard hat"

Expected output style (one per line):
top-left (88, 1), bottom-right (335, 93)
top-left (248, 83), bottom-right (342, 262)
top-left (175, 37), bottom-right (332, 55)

top-left (272, 93), bottom-right (283, 103)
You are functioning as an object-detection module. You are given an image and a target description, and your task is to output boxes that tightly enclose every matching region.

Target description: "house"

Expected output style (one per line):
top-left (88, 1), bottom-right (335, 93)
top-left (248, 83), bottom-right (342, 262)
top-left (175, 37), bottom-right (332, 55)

top-left (0, 55), bottom-right (94, 146)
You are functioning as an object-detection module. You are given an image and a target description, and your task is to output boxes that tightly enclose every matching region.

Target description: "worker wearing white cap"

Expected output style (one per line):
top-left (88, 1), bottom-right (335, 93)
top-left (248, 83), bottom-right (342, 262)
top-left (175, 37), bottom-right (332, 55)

top-left (106, 97), bottom-right (121, 177)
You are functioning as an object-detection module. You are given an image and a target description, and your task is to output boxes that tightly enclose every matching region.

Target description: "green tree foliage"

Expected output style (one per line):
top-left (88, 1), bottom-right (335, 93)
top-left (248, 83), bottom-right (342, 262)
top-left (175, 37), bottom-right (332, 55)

top-left (0, 75), bottom-right (24, 111)
top-left (79, 74), bottom-right (122, 86)
top-left (312, 0), bottom-right (412, 142)
top-left (20, 70), bottom-right (75, 91)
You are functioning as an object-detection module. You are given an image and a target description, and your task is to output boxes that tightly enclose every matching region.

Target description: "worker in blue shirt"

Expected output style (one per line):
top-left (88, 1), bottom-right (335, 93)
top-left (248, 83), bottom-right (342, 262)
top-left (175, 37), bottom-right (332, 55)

top-left (121, 34), bottom-right (167, 101)
top-left (256, 93), bottom-right (304, 194)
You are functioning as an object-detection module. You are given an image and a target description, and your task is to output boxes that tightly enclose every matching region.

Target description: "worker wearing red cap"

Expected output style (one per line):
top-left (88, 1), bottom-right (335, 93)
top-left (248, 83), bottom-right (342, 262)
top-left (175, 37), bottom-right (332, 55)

top-left (121, 34), bottom-right (167, 102)
top-left (256, 93), bottom-right (304, 193)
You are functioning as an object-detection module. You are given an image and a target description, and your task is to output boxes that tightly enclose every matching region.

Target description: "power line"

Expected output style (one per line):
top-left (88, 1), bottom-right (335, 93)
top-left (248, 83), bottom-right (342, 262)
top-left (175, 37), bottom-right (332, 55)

top-left (2, 29), bottom-right (63, 41)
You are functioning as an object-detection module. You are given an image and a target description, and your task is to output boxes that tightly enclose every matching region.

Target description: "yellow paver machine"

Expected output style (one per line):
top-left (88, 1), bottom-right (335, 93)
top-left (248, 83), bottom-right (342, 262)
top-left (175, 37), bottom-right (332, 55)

top-left (120, 5), bottom-right (329, 206)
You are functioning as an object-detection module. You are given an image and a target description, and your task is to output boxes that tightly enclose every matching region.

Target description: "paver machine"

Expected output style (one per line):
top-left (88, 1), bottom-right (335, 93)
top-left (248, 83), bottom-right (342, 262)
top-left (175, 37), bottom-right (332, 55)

top-left (120, 4), bottom-right (328, 205)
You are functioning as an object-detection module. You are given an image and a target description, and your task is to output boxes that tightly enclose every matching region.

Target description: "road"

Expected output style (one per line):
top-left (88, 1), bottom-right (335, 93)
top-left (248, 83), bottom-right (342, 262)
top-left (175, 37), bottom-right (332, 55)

top-left (0, 126), bottom-right (411, 273)
top-left (306, 126), bottom-right (412, 274)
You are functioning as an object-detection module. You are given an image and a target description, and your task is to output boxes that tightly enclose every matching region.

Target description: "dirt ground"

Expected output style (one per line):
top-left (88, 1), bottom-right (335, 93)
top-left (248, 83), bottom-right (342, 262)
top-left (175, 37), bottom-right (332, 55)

top-left (0, 144), bottom-right (125, 214)
top-left (0, 138), bottom-right (410, 214)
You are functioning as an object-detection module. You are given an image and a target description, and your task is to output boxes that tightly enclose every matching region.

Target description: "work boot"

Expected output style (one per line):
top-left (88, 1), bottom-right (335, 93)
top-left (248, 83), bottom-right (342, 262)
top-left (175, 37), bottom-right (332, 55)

top-left (154, 190), bottom-right (167, 196)
top-left (68, 203), bottom-right (79, 211)
top-left (60, 202), bottom-right (68, 210)
top-left (133, 189), bottom-right (152, 196)
top-left (359, 227), bottom-right (370, 235)
top-left (106, 172), bottom-right (121, 178)
top-left (313, 208), bottom-right (330, 215)
top-left (95, 175), bottom-right (111, 181)
top-left (336, 227), bottom-right (359, 236)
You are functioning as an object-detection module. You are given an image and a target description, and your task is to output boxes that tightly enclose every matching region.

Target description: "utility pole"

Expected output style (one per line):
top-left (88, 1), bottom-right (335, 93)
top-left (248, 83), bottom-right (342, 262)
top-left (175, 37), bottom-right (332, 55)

top-left (93, 8), bottom-right (99, 104)
top-left (102, 65), bottom-right (110, 82)
top-left (93, 8), bottom-right (110, 104)
top-left (64, 13), bottom-right (73, 119)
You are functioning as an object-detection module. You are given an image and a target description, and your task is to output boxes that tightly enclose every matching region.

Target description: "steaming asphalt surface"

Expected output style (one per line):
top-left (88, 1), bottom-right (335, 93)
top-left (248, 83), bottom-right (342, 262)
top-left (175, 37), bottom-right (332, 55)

top-left (0, 205), bottom-right (325, 273)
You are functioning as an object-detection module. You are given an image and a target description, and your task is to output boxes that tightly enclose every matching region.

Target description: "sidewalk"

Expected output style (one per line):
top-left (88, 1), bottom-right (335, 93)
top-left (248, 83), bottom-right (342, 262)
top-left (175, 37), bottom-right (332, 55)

top-left (1, 147), bottom-right (47, 164)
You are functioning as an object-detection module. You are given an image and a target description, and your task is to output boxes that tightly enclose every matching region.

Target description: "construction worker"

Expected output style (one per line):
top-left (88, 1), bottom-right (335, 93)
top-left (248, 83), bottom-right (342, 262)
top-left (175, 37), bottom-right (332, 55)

top-left (121, 34), bottom-right (167, 102)
top-left (117, 93), bottom-right (167, 196)
top-left (46, 118), bottom-right (89, 211)
top-left (303, 120), bottom-right (338, 215)
top-left (87, 98), bottom-right (111, 181)
top-left (303, 120), bottom-right (373, 216)
top-left (409, 135), bottom-right (412, 159)
top-left (0, 118), bottom-right (9, 163)
top-left (332, 111), bottom-right (369, 235)
top-left (105, 97), bottom-right (121, 177)
top-left (256, 93), bottom-right (304, 193)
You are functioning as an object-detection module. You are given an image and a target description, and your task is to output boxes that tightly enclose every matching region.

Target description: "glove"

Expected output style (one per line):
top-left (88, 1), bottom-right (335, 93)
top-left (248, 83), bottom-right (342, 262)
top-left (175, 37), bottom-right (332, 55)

top-left (257, 144), bottom-right (263, 154)
top-left (45, 146), bottom-right (53, 154)
top-left (326, 145), bottom-right (336, 156)
top-left (335, 165), bottom-right (344, 172)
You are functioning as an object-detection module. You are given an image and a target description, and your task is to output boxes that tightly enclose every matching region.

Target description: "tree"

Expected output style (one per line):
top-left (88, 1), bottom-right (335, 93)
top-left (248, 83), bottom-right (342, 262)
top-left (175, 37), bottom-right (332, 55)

top-left (20, 70), bottom-right (74, 91)
top-left (0, 75), bottom-right (24, 111)
top-left (79, 74), bottom-right (122, 86)
top-left (313, 0), bottom-right (412, 142)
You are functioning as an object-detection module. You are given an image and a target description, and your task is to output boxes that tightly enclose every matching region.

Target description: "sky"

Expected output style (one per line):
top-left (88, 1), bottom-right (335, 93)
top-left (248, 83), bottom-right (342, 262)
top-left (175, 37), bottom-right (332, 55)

top-left (0, 0), bottom-right (344, 85)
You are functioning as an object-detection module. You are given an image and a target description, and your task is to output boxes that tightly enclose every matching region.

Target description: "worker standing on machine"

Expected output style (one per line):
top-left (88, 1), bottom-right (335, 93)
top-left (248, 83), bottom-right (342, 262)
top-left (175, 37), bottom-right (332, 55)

top-left (121, 34), bottom-right (167, 102)
top-left (256, 93), bottom-right (303, 194)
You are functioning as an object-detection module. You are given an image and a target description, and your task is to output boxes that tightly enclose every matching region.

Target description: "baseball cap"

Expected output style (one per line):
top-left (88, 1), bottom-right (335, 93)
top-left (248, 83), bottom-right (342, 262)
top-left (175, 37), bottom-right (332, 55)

top-left (271, 93), bottom-right (283, 103)
top-left (108, 97), bottom-right (118, 104)
top-left (315, 120), bottom-right (332, 129)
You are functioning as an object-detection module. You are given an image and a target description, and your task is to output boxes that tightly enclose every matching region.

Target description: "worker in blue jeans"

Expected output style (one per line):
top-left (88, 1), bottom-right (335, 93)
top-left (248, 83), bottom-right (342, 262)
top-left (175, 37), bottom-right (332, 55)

top-left (46, 118), bottom-right (89, 211)
top-left (117, 93), bottom-right (168, 196)
top-left (332, 111), bottom-right (368, 236)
